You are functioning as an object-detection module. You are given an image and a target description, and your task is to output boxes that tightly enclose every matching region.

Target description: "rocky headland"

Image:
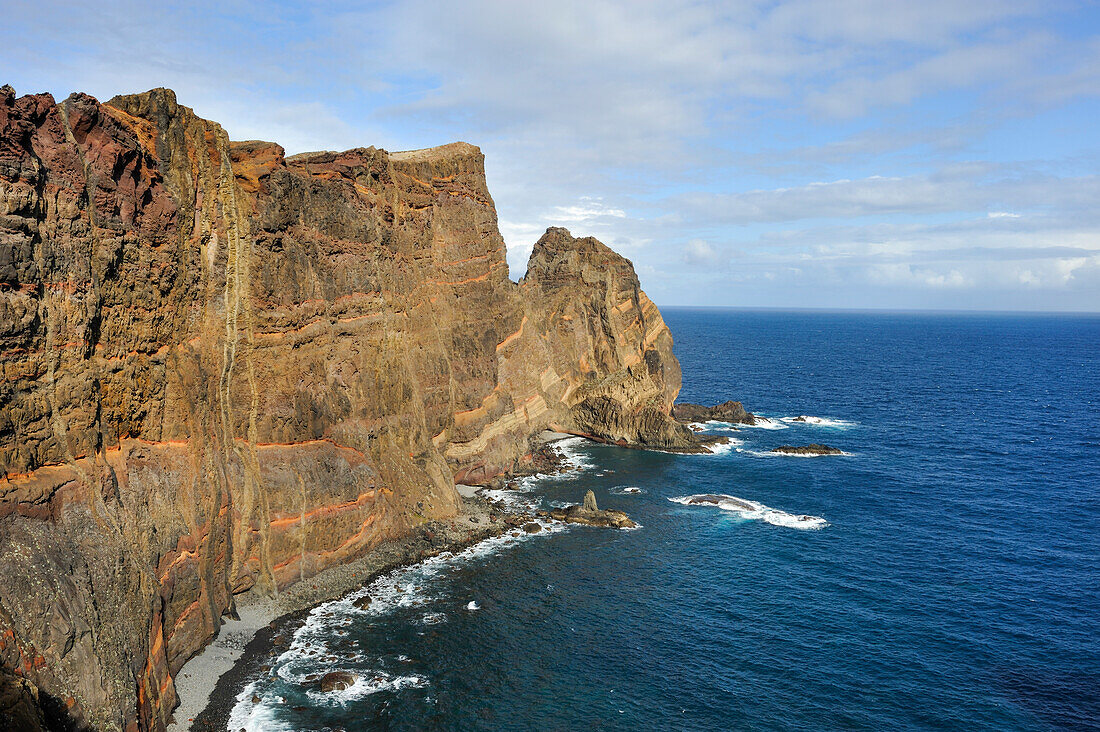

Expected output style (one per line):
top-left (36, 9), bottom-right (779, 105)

top-left (0, 85), bottom-right (701, 731)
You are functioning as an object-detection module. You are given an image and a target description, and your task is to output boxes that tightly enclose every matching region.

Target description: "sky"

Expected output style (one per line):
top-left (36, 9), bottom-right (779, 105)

top-left (2, 0), bottom-right (1099, 311)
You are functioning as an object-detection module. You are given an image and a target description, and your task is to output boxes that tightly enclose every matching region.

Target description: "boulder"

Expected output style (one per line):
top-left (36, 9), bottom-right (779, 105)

top-left (319, 671), bottom-right (357, 692)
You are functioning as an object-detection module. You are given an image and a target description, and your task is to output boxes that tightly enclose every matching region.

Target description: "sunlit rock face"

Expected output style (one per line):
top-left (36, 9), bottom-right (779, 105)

top-left (0, 85), bottom-right (690, 731)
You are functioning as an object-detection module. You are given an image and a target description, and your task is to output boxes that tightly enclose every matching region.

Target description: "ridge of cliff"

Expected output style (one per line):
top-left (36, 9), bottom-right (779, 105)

top-left (0, 85), bottom-right (694, 731)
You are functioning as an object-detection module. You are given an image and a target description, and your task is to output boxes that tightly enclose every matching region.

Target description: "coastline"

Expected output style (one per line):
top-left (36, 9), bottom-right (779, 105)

top-left (170, 495), bottom-right (508, 731)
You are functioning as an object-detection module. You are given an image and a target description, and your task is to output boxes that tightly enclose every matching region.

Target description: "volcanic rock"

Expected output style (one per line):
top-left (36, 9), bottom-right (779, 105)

top-left (319, 672), bottom-right (357, 693)
top-left (0, 85), bottom-right (690, 730)
top-left (549, 491), bottom-right (636, 529)
top-left (770, 444), bottom-right (844, 455)
top-left (672, 400), bottom-right (756, 425)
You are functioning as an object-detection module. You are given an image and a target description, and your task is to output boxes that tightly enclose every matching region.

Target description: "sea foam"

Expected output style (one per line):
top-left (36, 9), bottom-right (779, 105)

top-left (229, 517), bottom-right (567, 728)
top-left (669, 494), bottom-right (827, 530)
top-left (779, 415), bottom-right (857, 428)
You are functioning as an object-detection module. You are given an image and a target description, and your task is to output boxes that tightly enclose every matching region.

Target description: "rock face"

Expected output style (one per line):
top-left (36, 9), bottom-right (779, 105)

top-left (771, 444), bottom-right (844, 455)
top-left (672, 400), bottom-right (756, 425)
top-left (0, 86), bottom-right (691, 731)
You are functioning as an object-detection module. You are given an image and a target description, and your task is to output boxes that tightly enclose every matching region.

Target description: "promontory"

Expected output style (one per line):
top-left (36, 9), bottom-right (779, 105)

top-left (0, 86), bottom-right (701, 730)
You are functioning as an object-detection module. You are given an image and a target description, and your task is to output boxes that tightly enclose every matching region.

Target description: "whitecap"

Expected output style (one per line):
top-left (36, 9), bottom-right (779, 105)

top-left (420, 611), bottom-right (447, 625)
top-left (668, 494), bottom-right (827, 530)
top-left (779, 415), bottom-right (857, 428)
top-left (700, 438), bottom-right (743, 455)
top-left (554, 436), bottom-right (597, 477)
top-left (741, 449), bottom-right (852, 458)
top-left (304, 670), bottom-right (428, 706)
top-left (227, 682), bottom-right (296, 732)
top-left (610, 485), bottom-right (644, 495)
top-left (465, 601), bottom-right (480, 611)
top-left (230, 518), bottom-right (569, 725)
top-left (737, 416), bottom-right (789, 430)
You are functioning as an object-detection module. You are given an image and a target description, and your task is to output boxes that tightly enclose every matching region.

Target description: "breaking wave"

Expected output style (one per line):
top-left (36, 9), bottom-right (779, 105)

top-left (701, 437), bottom-right (743, 455)
top-left (738, 416), bottom-right (789, 430)
top-left (668, 494), bottom-right (827, 530)
top-left (610, 485), bottom-right (645, 495)
top-left (779, 416), bottom-right (858, 428)
top-left (740, 449), bottom-right (853, 458)
top-left (228, 519), bottom-right (566, 731)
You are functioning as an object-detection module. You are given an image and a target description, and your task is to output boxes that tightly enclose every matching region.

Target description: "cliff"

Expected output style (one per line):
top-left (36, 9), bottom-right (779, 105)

top-left (0, 86), bottom-right (692, 730)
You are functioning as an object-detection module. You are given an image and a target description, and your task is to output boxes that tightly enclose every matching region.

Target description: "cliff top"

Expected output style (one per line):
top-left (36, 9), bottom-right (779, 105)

top-left (389, 141), bottom-right (481, 161)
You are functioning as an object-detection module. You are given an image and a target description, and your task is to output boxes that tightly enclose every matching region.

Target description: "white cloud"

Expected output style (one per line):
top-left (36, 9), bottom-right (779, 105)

top-left (682, 239), bottom-right (719, 266)
top-left (2, 0), bottom-right (1098, 309)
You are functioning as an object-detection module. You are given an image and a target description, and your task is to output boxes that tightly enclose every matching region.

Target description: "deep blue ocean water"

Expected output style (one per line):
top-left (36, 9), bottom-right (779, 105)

top-left (231, 309), bottom-right (1100, 731)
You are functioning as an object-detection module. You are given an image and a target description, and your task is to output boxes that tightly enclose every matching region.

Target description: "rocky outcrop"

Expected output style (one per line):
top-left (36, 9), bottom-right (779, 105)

top-left (318, 671), bottom-right (356, 693)
top-left (519, 228), bottom-right (701, 453)
top-left (0, 85), bottom-right (691, 730)
top-left (771, 444), bottom-right (844, 455)
top-left (672, 400), bottom-right (756, 425)
top-left (548, 489), bottom-right (636, 529)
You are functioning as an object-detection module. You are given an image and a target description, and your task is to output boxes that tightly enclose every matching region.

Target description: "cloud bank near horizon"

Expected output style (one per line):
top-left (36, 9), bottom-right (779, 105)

top-left (3, 0), bottom-right (1098, 310)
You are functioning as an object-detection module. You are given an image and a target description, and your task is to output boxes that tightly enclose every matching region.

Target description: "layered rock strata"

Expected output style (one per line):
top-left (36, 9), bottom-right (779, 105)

top-left (0, 86), bottom-right (692, 730)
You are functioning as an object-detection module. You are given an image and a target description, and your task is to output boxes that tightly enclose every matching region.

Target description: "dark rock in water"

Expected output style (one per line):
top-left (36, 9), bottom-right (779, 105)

top-left (792, 416), bottom-right (807, 422)
top-left (771, 444), bottom-right (844, 455)
top-left (549, 493), bottom-right (636, 529)
top-left (683, 494), bottom-right (756, 510)
top-left (522, 522), bottom-right (543, 534)
top-left (319, 671), bottom-right (357, 692)
top-left (673, 400), bottom-right (756, 425)
top-left (353, 595), bottom-right (372, 610)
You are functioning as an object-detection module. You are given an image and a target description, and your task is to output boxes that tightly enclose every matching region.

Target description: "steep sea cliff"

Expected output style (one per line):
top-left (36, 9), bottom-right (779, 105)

top-left (0, 86), bottom-right (696, 731)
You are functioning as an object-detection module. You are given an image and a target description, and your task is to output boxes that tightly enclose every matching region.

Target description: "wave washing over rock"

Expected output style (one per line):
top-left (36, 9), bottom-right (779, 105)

top-left (227, 519), bottom-right (566, 732)
top-left (0, 85), bottom-right (703, 731)
top-left (669, 494), bottom-right (828, 530)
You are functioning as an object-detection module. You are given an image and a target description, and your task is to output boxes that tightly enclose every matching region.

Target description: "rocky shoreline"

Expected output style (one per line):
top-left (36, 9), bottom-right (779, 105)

top-left (175, 438), bottom-right (631, 730)
top-left (172, 494), bottom-right (511, 731)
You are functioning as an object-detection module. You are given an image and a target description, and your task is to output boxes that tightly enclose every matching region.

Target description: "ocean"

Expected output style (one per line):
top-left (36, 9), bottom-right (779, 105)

top-left (228, 309), bottom-right (1100, 731)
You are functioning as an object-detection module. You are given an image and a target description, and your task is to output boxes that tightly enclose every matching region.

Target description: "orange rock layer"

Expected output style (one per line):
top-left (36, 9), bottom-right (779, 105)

top-left (0, 86), bottom-right (693, 731)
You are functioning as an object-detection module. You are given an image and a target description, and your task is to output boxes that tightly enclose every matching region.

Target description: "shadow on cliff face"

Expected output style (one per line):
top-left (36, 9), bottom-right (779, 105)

top-left (0, 669), bottom-right (88, 732)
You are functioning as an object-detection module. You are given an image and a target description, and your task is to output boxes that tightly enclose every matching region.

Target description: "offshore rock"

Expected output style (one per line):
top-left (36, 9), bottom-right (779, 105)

top-left (771, 444), bottom-right (844, 455)
top-left (318, 671), bottom-right (356, 693)
top-left (0, 85), bottom-right (693, 730)
top-left (672, 400), bottom-right (756, 425)
top-left (549, 503), bottom-right (636, 529)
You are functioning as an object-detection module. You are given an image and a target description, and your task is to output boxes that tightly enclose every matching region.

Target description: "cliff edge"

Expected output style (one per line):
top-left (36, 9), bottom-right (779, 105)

top-left (0, 85), bottom-right (693, 730)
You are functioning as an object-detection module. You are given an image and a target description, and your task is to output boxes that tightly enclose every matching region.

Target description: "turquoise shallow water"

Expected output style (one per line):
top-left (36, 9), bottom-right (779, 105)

top-left (230, 309), bottom-right (1100, 731)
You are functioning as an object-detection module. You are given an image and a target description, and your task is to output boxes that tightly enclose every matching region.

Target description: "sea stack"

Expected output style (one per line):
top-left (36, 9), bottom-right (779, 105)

top-left (550, 491), bottom-right (636, 529)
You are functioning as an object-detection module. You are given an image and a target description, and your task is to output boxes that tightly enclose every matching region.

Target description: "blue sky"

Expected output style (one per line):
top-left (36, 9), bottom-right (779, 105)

top-left (3, 0), bottom-right (1099, 310)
